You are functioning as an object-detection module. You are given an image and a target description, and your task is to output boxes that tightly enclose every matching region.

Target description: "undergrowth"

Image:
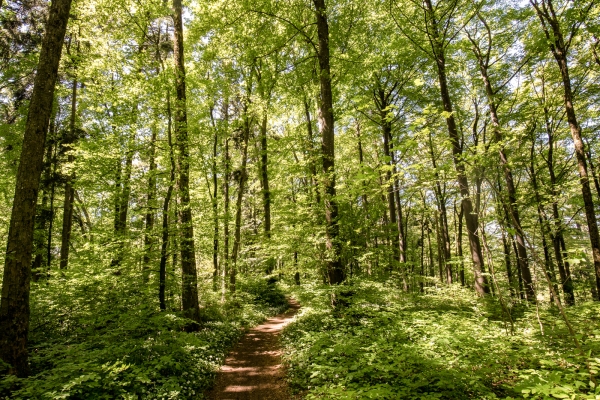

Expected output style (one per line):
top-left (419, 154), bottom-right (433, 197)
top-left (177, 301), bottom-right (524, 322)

top-left (281, 280), bottom-right (600, 399)
top-left (0, 268), bottom-right (288, 400)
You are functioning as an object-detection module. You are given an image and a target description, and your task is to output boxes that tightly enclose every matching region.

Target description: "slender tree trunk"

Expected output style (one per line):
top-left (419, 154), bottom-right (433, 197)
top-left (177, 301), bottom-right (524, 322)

top-left (159, 89), bottom-right (175, 311)
top-left (420, 215), bottom-right (425, 292)
top-left (32, 112), bottom-right (57, 278)
top-left (501, 227), bottom-right (516, 297)
top-left (469, 26), bottom-right (534, 300)
top-left (230, 103), bottom-right (251, 292)
top-left (113, 157), bottom-right (122, 233)
top-left (0, 0), bottom-right (72, 377)
top-left (223, 136), bottom-right (230, 299)
top-left (313, 0), bottom-right (343, 284)
top-left (380, 109), bottom-right (400, 269)
top-left (303, 97), bottom-right (320, 206)
top-left (356, 120), bottom-right (369, 210)
top-left (511, 236), bottom-right (524, 299)
top-left (173, 0), bottom-right (200, 321)
top-left (118, 132), bottom-right (134, 234)
top-left (143, 122), bottom-right (158, 278)
top-left (455, 203), bottom-right (465, 286)
top-left (428, 131), bottom-right (452, 284)
top-left (584, 139), bottom-right (600, 203)
top-left (210, 107), bottom-right (219, 291)
top-left (424, 0), bottom-right (488, 295)
top-left (532, 0), bottom-right (600, 298)
top-left (59, 77), bottom-right (77, 269)
top-left (47, 142), bottom-right (58, 271)
top-left (259, 110), bottom-right (271, 238)
top-left (541, 107), bottom-right (575, 305)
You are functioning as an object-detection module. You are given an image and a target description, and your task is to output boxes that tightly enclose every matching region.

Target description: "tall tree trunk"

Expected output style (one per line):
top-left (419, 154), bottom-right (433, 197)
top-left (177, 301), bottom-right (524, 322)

top-left (428, 131), bottom-right (452, 284)
top-left (209, 106), bottom-right (220, 291)
top-left (356, 120), bottom-right (368, 210)
top-left (118, 132), bottom-right (134, 234)
top-left (379, 103), bottom-right (400, 270)
top-left (424, 0), bottom-right (488, 295)
top-left (143, 122), bottom-right (158, 278)
top-left (0, 0), bottom-right (72, 377)
top-left (467, 21), bottom-right (534, 300)
top-left (303, 97), bottom-right (320, 206)
top-left (532, 0), bottom-right (600, 298)
top-left (59, 77), bottom-right (77, 269)
top-left (47, 141), bottom-right (58, 271)
top-left (110, 130), bottom-right (134, 267)
top-left (542, 103), bottom-right (575, 305)
top-left (501, 227), bottom-right (516, 298)
top-left (584, 138), bottom-right (600, 203)
top-left (222, 134), bottom-right (230, 300)
top-left (455, 202), bottom-right (465, 286)
top-left (32, 111), bottom-right (57, 278)
top-left (113, 157), bottom-right (122, 233)
top-left (173, 0), bottom-right (200, 321)
top-left (259, 110), bottom-right (271, 238)
top-left (159, 88), bottom-right (175, 311)
top-left (230, 103), bottom-right (251, 293)
top-left (313, 0), bottom-right (343, 284)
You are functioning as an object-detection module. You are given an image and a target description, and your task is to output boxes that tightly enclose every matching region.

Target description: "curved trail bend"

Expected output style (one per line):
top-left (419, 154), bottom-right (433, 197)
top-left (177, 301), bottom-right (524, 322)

top-left (206, 299), bottom-right (301, 400)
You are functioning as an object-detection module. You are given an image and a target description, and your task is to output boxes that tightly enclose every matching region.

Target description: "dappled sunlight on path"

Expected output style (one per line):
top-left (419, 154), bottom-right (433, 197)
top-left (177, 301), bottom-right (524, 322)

top-left (205, 299), bottom-right (301, 400)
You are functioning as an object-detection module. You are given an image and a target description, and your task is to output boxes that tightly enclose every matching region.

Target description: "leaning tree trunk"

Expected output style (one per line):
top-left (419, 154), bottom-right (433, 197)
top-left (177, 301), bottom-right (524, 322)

top-left (424, 0), bottom-right (488, 295)
top-left (313, 0), bottom-right (344, 284)
top-left (531, 0), bottom-right (600, 299)
top-left (173, 0), bottom-right (200, 321)
top-left (468, 25), bottom-right (534, 300)
top-left (0, 0), bottom-right (73, 377)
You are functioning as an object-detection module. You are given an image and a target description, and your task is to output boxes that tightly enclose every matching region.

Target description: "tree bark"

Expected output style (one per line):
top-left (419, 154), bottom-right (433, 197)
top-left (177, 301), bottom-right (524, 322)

top-left (209, 106), bottom-right (220, 291)
top-left (159, 88), bottom-right (175, 311)
top-left (32, 111), bottom-right (57, 278)
top-left (313, 0), bottom-right (344, 284)
top-left (0, 0), bottom-right (72, 377)
top-left (542, 102), bottom-right (575, 305)
top-left (303, 97), bottom-right (320, 206)
top-left (428, 130), bottom-right (452, 284)
top-left (423, 0), bottom-right (488, 295)
top-left (230, 102), bottom-right (251, 293)
top-left (259, 110), bottom-right (271, 238)
top-left (59, 77), bottom-right (77, 270)
top-left (143, 121), bottom-right (158, 278)
top-left (173, 0), bottom-right (200, 321)
top-left (467, 20), bottom-right (534, 300)
top-left (531, 0), bottom-right (600, 299)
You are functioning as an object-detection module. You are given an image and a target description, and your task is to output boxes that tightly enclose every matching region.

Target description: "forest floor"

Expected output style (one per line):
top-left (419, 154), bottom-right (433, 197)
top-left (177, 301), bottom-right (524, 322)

top-left (205, 298), bottom-right (301, 400)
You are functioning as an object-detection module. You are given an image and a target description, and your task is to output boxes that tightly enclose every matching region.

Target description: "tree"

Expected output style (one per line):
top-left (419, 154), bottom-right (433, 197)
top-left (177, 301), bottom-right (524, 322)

top-left (530, 0), bottom-right (600, 299)
top-left (314, 0), bottom-right (344, 285)
top-left (172, 0), bottom-right (200, 322)
top-left (0, 0), bottom-right (73, 376)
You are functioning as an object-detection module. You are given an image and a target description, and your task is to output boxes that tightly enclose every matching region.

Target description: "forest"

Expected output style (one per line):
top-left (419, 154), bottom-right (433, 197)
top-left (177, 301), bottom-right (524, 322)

top-left (1, 0), bottom-right (600, 398)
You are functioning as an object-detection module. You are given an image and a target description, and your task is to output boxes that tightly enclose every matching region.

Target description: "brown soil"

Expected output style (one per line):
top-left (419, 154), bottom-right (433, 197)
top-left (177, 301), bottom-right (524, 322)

top-left (205, 299), bottom-right (301, 400)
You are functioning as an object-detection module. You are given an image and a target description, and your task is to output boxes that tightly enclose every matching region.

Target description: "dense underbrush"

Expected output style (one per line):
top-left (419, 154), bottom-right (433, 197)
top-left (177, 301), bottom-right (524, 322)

top-left (281, 280), bottom-right (600, 399)
top-left (0, 268), bottom-right (288, 400)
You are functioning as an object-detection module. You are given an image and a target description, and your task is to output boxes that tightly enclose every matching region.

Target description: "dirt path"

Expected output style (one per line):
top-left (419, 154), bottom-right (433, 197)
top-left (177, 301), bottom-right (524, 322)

top-left (205, 299), bottom-right (301, 400)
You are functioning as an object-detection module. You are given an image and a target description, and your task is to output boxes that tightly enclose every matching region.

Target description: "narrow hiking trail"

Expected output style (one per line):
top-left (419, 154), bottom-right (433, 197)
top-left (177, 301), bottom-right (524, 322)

top-left (205, 299), bottom-right (302, 400)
